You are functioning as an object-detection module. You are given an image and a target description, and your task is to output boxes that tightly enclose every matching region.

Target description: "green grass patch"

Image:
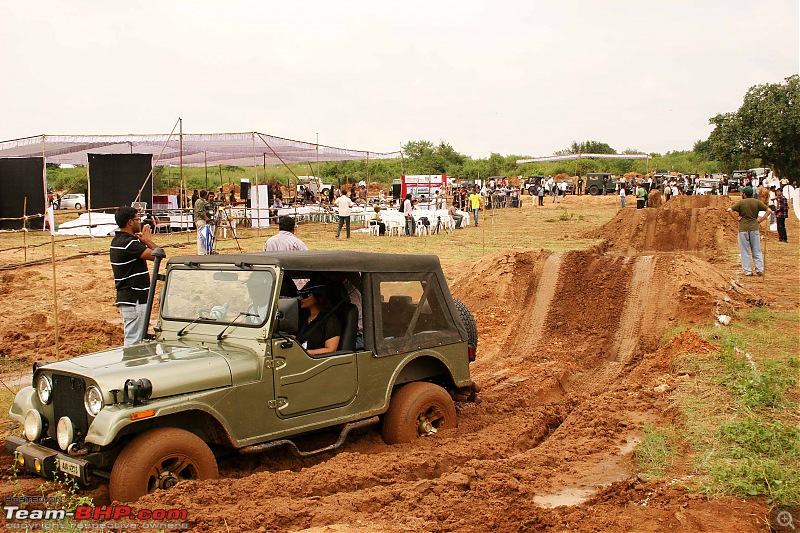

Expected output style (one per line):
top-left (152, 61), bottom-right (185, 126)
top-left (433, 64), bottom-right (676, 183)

top-left (670, 309), bottom-right (800, 507)
top-left (635, 424), bottom-right (680, 479)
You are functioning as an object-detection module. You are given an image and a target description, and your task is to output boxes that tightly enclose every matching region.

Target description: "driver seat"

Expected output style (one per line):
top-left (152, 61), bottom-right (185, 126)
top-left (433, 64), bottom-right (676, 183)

top-left (335, 302), bottom-right (358, 351)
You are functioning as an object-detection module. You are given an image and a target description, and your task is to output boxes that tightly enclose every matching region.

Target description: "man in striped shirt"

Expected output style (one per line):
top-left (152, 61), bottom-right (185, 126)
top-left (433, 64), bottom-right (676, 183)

top-left (110, 206), bottom-right (159, 346)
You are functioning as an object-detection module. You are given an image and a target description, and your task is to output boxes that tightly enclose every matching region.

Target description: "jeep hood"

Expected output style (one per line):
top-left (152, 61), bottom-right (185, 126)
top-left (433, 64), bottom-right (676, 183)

top-left (38, 342), bottom-right (261, 400)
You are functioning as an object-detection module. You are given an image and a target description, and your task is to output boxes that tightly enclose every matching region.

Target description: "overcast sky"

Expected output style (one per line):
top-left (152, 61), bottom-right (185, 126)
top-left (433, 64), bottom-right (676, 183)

top-left (1, 0), bottom-right (797, 159)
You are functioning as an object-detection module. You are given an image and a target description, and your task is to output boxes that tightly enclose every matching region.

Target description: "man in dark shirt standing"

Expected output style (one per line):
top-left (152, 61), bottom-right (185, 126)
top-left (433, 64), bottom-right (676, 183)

top-left (774, 188), bottom-right (789, 243)
top-left (110, 206), bottom-right (159, 346)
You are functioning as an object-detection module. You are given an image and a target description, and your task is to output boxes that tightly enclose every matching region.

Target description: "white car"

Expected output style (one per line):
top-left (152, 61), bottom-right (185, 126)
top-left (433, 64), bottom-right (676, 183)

top-left (59, 193), bottom-right (85, 210)
top-left (693, 179), bottom-right (721, 195)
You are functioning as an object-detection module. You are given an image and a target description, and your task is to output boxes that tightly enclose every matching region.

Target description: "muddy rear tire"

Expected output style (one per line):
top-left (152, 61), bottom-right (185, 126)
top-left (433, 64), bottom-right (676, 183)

top-left (109, 427), bottom-right (218, 503)
top-left (453, 297), bottom-right (478, 351)
top-left (382, 382), bottom-right (457, 444)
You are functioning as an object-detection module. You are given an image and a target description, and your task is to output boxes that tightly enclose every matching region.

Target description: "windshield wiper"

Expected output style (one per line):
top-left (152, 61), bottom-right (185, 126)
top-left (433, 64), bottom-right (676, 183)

top-left (177, 316), bottom-right (208, 337)
top-left (217, 311), bottom-right (260, 341)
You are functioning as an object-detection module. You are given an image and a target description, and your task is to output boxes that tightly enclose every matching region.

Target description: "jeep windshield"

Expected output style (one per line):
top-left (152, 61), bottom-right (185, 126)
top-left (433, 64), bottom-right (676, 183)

top-left (161, 268), bottom-right (276, 326)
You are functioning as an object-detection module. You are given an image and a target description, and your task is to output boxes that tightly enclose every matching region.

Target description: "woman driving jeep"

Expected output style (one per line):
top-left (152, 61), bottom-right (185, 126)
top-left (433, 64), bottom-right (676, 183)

top-left (296, 283), bottom-right (341, 356)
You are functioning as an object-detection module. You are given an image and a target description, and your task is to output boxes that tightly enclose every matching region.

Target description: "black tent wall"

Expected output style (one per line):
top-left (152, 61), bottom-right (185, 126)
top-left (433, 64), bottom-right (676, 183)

top-left (88, 154), bottom-right (153, 211)
top-left (0, 157), bottom-right (45, 230)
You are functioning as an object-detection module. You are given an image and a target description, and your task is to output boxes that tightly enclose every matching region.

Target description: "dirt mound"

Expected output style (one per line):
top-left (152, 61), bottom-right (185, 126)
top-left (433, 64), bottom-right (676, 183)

top-left (648, 189), bottom-right (663, 208)
top-left (453, 249), bottom-right (749, 371)
top-left (587, 201), bottom-right (738, 257)
top-left (663, 195), bottom-right (733, 210)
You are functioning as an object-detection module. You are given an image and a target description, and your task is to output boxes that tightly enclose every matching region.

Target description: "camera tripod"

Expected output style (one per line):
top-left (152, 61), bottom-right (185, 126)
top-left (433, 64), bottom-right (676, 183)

top-left (210, 204), bottom-right (244, 253)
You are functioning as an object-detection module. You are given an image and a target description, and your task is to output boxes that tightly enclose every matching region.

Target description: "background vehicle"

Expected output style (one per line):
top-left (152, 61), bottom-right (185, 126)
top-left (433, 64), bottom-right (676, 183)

top-left (524, 176), bottom-right (545, 195)
top-left (693, 178), bottom-right (722, 195)
top-left (584, 173), bottom-right (617, 195)
top-left (730, 170), bottom-right (748, 190)
top-left (295, 176), bottom-right (333, 197)
top-left (7, 251), bottom-right (478, 503)
top-left (58, 193), bottom-right (85, 210)
top-left (748, 167), bottom-right (771, 181)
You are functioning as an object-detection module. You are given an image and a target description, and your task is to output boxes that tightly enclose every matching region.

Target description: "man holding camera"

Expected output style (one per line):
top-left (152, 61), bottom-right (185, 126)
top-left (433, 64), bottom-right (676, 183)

top-left (194, 189), bottom-right (214, 254)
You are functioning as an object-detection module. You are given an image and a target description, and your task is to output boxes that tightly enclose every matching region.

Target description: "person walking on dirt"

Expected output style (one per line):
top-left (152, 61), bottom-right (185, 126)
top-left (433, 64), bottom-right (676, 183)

top-left (727, 186), bottom-right (772, 276)
top-left (619, 184), bottom-right (627, 209)
top-left (110, 206), bottom-right (160, 346)
top-left (468, 188), bottom-right (482, 227)
top-left (335, 193), bottom-right (354, 238)
top-left (774, 187), bottom-right (789, 242)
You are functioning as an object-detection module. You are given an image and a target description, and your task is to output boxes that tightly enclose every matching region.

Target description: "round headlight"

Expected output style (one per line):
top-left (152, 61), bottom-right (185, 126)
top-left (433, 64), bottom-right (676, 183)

top-left (84, 386), bottom-right (103, 417)
top-left (56, 417), bottom-right (74, 451)
top-left (36, 375), bottom-right (53, 405)
top-left (24, 410), bottom-right (45, 442)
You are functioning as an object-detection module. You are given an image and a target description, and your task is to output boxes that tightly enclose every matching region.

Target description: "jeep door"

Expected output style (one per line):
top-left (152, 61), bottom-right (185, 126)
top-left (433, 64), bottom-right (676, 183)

top-left (270, 340), bottom-right (358, 418)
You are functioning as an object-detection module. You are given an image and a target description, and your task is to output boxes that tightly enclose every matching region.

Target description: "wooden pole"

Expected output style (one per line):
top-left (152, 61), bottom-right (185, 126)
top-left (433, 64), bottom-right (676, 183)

top-left (252, 133), bottom-right (262, 234)
top-left (50, 234), bottom-right (59, 358)
top-left (23, 197), bottom-right (27, 262)
top-left (86, 164), bottom-right (93, 239)
top-left (179, 118), bottom-right (184, 209)
top-left (204, 152), bottom-right (208, 190)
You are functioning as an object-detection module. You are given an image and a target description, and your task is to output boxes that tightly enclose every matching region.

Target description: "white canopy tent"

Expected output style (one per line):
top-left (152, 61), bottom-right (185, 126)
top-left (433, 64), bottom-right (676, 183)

top-left (516, 153), bottom-right (651, 164)
top-left (0, 132), bottom-right (400, 167)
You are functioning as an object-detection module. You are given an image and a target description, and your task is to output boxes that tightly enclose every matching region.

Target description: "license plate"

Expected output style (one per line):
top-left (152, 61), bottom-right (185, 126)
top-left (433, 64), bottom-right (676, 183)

top-left (58, 458), bottom-right (80, 477)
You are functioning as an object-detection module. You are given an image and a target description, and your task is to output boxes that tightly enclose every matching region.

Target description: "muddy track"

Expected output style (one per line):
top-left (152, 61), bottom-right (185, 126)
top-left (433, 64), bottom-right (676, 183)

top-left (506, 251), bottom-right (562, 357)
top-left (610, 255), bottom-right (653, 364)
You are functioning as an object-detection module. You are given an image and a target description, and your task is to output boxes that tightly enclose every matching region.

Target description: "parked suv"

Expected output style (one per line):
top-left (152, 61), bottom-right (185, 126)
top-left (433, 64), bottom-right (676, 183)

top-left (7, 251), bottom-right (478, 502)
top-left (585, 173), bottom-right (617, 195)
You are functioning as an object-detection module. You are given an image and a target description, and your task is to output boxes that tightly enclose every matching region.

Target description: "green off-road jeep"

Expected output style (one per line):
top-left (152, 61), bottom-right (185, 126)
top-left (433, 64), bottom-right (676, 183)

top-left (7, 251), bottom-right (478, 502)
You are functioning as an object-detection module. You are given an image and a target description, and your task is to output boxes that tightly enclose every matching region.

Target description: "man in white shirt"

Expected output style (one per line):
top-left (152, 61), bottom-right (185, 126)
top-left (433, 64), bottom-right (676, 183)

top-left (335, 193), bottom-right (354, 238)
top-left (264, 216), bottom-right (307, 252)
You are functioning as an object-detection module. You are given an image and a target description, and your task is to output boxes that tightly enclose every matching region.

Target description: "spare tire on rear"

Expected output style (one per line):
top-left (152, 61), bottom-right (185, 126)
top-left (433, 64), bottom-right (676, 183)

top-left (453, 298), bottom-right (478, 351)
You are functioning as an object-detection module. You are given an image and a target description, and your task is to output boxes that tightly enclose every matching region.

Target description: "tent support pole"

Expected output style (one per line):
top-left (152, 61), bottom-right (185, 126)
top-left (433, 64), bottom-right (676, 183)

top-left (50, 234), bottom-right (59, 358)
top-left (86, 164), bottom-right (92, 239)
top-left (23, 197), bottom-right (27, 262)
top-left (179, 118), bottom-right (184, 210)
top-left (252, 133), bottom-right (262, 236)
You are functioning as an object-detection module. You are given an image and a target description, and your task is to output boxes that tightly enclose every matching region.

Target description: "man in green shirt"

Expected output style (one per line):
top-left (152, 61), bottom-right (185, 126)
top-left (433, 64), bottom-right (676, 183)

top-left (194, 189), bottom-right (213, 254)
top-left (636, 183), bottom-right (647, 209)
top-left (727, 187), bottom-right (772, 276)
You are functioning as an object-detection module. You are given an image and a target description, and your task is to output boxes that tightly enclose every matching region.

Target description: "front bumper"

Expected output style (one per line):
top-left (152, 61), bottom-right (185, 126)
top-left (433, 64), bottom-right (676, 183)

top-left (6, 436), bottom-right (91, 484)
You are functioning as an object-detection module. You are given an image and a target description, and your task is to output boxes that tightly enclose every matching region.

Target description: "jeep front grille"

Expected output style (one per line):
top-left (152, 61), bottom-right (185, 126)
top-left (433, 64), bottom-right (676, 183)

top-left (52, 374), bottom-right (89, 441)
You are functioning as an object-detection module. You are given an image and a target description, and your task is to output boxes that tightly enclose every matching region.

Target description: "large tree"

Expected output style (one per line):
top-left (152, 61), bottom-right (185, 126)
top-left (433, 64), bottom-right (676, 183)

top-left (708, 75), bottom-right (799, 181)
top-left (555, 140), bottom-right (617, 156)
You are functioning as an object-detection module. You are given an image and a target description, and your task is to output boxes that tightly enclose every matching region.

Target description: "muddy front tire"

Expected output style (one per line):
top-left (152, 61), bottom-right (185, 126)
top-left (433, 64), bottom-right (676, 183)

top-left (382, 382), bottom-right (457, 444)
top-left (109, 428), bottom-right (218, 503)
